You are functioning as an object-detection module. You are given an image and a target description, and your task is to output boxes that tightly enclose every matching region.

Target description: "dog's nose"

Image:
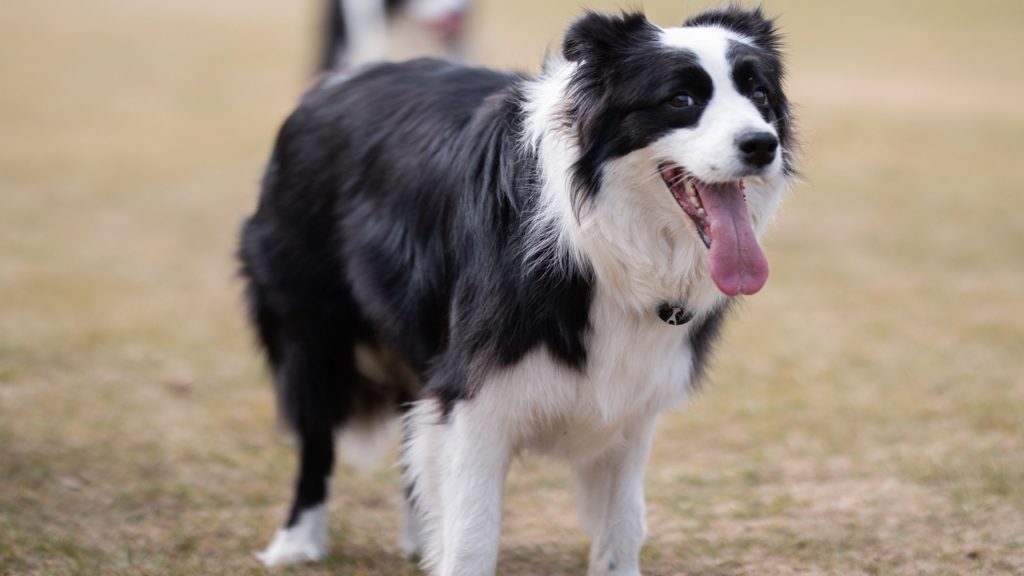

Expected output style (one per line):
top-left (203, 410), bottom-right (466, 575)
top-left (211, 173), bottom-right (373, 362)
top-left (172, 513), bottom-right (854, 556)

top-left (736, 132), bottom-right (779, 168)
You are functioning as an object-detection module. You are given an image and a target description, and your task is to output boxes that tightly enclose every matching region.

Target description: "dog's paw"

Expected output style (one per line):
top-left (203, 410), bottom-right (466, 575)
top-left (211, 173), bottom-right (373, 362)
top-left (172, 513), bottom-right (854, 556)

top-left (256, 506), bottom-right (327, 567)
top-left (257, 529), bottom-right (326, 566)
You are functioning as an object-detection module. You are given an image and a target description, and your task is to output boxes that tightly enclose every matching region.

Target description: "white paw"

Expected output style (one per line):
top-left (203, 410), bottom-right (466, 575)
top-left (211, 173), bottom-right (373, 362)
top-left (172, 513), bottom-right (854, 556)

top-left (256, 505), bottom-right (327, 567)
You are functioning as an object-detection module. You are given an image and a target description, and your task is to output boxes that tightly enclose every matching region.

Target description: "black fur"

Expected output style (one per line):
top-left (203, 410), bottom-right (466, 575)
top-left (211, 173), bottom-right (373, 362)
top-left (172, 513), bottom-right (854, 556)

top-left (688, 303), bottom-right (731, 389)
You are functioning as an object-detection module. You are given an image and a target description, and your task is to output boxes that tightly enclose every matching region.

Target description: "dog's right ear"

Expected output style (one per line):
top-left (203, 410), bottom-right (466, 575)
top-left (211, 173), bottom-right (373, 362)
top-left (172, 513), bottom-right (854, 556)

top-left (562, 11), bottom-right (654, 63)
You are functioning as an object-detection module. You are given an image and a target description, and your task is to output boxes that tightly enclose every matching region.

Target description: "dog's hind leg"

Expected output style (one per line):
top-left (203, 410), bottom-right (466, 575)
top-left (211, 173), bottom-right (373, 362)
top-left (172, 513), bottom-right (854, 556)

top-left (256, 328), bottom-right (349, 566)
top-left (258, 424), bottom-right (334, 566)
top-left (245, 288), bottom-right (359, 566)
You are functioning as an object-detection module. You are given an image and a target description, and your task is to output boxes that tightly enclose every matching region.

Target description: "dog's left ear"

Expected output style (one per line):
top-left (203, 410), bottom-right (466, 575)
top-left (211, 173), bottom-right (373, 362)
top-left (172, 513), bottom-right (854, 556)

top-left (562, 11), bottom-right (655, 63)
top-left (683, 6), bottom-right (782, 54)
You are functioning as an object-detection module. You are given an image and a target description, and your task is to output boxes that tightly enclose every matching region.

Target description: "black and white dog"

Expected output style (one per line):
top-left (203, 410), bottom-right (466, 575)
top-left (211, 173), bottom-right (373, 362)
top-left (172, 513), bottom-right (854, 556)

top-left (321, 0), bottom-right (468, 70)
top-left (242, 6), bottom-right (793, 575)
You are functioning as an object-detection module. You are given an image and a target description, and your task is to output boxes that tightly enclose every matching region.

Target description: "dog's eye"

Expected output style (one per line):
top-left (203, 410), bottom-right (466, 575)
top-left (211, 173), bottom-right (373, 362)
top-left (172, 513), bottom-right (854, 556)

top-left (668, 94), bottom-right (696, 109)
top-left (751, 88), bottom-right (770, 107)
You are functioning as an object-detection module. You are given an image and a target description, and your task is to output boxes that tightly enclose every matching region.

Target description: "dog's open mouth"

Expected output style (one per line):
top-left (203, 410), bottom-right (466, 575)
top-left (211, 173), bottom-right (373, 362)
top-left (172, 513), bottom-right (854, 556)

top-left (660, 164), bottom-right (713, 248)
top-left (658, 163), bottom-right (770, 296)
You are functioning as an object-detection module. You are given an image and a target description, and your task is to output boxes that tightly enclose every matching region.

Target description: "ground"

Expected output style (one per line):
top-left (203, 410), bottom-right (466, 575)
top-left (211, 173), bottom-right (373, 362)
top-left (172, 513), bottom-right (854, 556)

top-left (1, 0), bottom-right (1023, 574)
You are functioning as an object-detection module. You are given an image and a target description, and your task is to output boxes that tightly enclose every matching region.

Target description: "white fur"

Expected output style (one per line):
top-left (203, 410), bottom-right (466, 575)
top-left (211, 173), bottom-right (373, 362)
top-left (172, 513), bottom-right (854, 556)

top-left (339, 0), bottom-right (389, 65)
top-left (404, 286), bottom-right (702, 574)
top-left (401, 401), bottom-right (445, 568)
top-left (574, 417), bottom-right (657, 576)
top-left (407, 0), bottom-right (468, 23)
top-left (257, 504), bottom-right (328, 567)
top-left (521, 59), bottom-right (587, 275)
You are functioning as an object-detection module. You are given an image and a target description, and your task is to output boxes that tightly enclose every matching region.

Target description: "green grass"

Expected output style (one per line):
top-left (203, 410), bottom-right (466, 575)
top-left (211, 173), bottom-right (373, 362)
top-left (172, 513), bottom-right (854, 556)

top-left (2, 0), bottom-right (1023, 574)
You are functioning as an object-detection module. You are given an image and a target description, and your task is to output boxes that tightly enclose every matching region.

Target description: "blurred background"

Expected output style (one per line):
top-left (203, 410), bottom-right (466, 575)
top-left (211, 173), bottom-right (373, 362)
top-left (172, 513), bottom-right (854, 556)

top-left (1, 0), bottom-right (1022, 574)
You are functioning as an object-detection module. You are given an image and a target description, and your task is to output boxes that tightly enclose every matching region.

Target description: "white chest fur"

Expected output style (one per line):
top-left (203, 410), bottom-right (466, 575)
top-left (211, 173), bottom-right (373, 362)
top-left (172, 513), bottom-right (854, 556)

top-left (471, 287), bottom-right (702, 465)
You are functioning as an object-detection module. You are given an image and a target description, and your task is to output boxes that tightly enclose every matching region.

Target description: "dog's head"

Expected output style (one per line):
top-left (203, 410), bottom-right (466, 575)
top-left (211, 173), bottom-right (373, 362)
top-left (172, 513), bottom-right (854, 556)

top-left (553, 8), bottom-right (794, 306)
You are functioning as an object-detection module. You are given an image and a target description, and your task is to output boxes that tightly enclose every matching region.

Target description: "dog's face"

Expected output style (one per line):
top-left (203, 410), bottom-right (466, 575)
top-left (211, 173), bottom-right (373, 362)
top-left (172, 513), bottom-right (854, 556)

top-left (561, 9), bottom-right (793, 302)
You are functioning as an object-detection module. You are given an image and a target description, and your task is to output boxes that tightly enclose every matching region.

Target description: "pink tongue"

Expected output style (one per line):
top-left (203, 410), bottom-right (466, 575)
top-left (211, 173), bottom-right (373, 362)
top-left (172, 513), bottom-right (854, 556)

top-left (697, 181), bottom-right (769, 296)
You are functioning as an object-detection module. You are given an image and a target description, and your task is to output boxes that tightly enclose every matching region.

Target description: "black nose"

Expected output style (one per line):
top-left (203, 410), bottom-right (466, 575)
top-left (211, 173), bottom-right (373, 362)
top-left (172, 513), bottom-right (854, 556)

top-left (737, 131), bottom-right (779, 168)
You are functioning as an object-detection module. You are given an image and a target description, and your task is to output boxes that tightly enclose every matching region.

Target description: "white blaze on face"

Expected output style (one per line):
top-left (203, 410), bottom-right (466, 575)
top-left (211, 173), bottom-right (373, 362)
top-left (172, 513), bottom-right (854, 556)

top-left (648, 25), bottom-right (787, 296)
top-left (654, 26), bottom-right (781, 182)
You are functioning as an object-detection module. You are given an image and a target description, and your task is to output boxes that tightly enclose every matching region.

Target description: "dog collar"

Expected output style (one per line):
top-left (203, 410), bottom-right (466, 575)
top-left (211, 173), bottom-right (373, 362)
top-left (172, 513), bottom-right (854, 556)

top-left (656, 301), bottom-right (693, 326)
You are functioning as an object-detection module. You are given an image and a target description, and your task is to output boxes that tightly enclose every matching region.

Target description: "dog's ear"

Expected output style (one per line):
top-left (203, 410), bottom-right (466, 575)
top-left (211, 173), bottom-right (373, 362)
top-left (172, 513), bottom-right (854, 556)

top-left (562, 11), bottom-right (655, 63)
top-left (683, 6), bottom-right (782, 54)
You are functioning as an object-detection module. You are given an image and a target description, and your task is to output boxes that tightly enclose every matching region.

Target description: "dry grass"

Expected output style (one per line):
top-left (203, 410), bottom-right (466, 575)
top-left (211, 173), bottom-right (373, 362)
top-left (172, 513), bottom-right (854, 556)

top-left (1, 0), bottom-right (1023, 574)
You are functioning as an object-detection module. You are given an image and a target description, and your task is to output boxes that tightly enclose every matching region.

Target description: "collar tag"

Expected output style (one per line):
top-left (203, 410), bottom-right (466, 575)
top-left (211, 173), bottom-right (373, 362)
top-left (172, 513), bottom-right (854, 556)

top-left (657, 301), bottom-right (693, 326)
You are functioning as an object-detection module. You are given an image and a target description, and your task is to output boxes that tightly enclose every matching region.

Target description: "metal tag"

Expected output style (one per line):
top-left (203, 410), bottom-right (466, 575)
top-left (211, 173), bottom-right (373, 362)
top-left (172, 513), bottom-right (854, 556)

top-left (656, 301), bottom-right (693, 326)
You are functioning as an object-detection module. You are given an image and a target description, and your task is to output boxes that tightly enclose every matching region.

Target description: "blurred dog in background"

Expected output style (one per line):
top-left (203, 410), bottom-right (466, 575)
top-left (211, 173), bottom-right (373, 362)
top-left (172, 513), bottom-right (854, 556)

top-left (321, 0), bottom-right (469, 69)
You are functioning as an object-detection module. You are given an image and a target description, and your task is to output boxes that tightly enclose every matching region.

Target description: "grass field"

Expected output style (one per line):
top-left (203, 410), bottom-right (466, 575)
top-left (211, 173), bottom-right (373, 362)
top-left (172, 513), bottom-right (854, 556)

top-left (2, 0), bottom-right (1023, 574)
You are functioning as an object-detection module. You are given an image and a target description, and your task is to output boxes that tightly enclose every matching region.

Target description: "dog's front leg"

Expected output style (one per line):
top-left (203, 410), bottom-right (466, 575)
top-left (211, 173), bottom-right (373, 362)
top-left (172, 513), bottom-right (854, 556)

top-left (574, 419), bottom-right (657, 576)
top-left (437, 402), bottom-right (511, 576)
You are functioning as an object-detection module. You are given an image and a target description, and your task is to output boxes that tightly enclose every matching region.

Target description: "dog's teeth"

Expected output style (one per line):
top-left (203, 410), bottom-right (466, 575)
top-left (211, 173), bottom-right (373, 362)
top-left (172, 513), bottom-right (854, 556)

top-left (697, 207), bottom-right (706, 217)
top-left (683, 180), bottom-right (702, 208)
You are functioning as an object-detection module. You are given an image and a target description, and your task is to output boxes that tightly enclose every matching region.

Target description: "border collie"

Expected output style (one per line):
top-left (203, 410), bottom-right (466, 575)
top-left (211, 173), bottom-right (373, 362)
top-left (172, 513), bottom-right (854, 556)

top-left (241, 7), bottom-right (794, 574)
top-left (322, 0), bottom-right (468, 70)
